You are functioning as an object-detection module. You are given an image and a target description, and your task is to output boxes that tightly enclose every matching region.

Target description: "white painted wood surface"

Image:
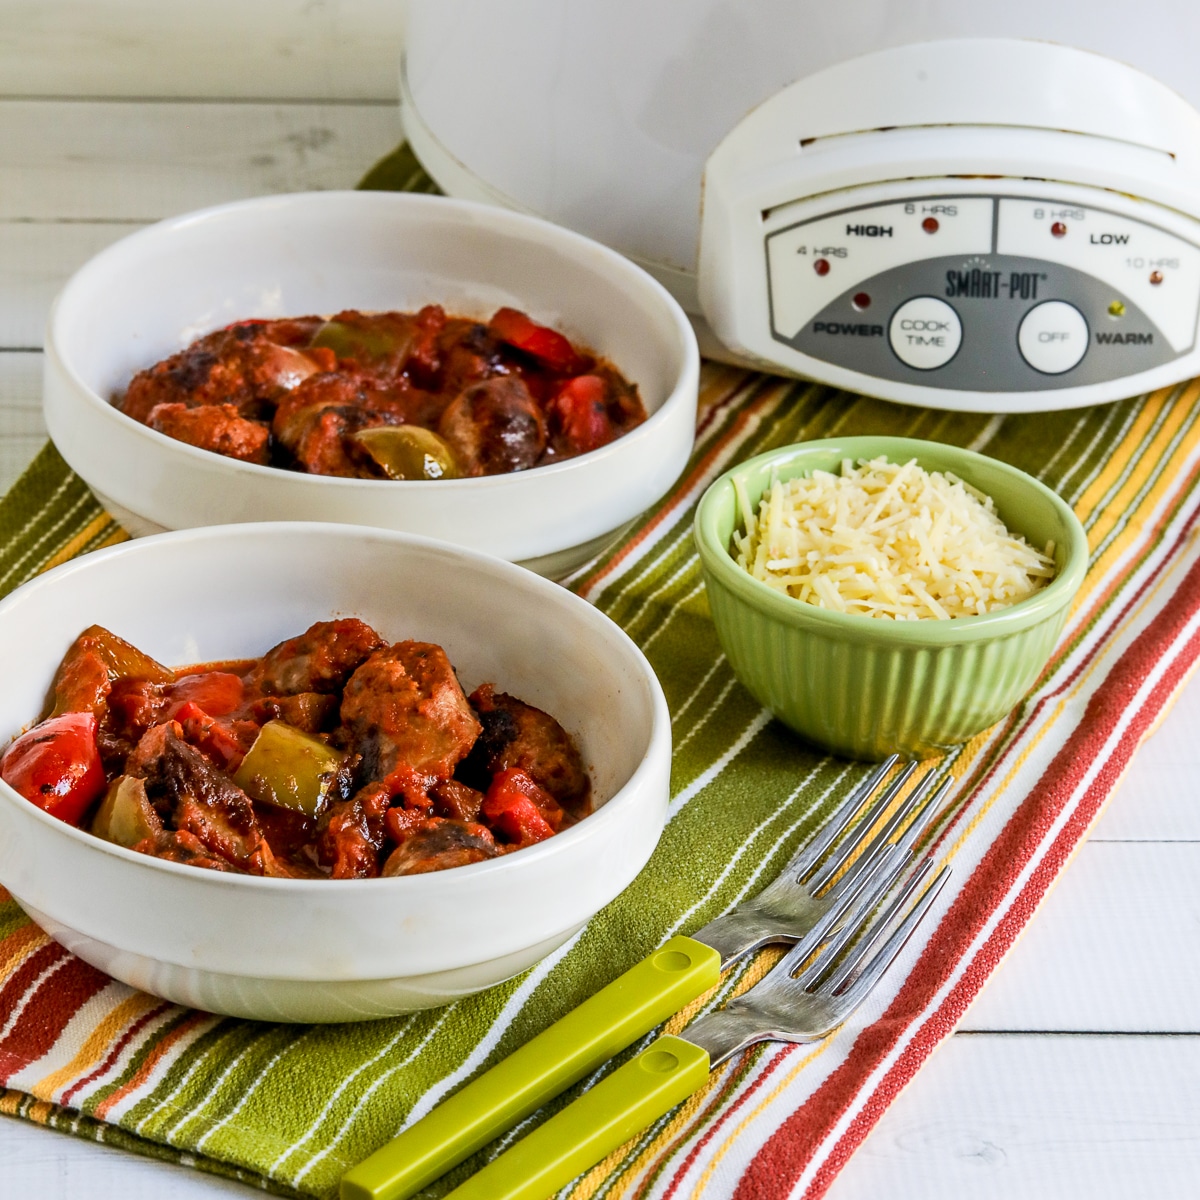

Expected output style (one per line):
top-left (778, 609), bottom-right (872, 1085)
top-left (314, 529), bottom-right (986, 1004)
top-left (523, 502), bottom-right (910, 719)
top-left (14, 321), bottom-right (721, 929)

top-left (0, 1), bottom-right (405, 101)
top-left (2, 9), bottom-right (1200, 1197)
top-left (0, 99), bottom-right (401, 221)
top-left (0, 354), bottom-right (45, 490)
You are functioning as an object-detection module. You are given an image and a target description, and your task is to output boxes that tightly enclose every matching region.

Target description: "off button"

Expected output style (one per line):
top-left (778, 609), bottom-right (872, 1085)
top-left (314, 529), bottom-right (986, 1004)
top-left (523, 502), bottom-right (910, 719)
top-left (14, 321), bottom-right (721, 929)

top-left (889, 297), bottom-right (962, 370)
top-left (1018, 300), bottom-right (1089, 374)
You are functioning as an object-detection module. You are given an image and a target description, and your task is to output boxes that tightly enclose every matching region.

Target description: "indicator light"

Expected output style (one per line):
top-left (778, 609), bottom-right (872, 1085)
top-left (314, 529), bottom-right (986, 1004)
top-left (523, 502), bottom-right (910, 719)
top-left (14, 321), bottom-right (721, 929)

top-left (814, 258), bottom-right (830, 276)
top-left (852, 292), bottom-right (871, 310)
top-left (1150, 270), bottom-right (1164, 285)
top-left (1108, 300), bottom-right (1126, 317)
top-left (922, 217), bottom-right (939, 234)
top-left (1051, 222), bottom-right (1067, 237)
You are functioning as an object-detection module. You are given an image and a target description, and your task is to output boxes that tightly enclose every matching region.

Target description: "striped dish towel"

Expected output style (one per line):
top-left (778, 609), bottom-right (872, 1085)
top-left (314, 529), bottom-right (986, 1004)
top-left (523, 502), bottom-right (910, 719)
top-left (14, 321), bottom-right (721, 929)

top-left (0, 157), bottom-right (1198, 1199)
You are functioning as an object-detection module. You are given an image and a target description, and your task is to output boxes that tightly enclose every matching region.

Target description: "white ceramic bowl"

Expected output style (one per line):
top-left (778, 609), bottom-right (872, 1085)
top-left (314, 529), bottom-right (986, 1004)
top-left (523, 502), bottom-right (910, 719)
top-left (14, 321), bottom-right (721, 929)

top-left (43, 191), bottom-right (700, 577)
top-left (0, 524), bottom-right (670, 1021)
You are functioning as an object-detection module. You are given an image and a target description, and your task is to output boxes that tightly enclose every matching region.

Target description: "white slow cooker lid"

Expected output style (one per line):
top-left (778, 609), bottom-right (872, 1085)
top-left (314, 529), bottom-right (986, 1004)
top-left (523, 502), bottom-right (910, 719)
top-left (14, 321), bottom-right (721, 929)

top-left (403, 0), bottom-right (1200, 280)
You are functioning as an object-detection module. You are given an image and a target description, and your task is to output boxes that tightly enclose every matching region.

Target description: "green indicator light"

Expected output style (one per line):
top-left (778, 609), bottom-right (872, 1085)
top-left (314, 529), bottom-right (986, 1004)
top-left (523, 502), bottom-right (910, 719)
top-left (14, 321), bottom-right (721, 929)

top-left (1108, 300), bottom-right (1126, 318)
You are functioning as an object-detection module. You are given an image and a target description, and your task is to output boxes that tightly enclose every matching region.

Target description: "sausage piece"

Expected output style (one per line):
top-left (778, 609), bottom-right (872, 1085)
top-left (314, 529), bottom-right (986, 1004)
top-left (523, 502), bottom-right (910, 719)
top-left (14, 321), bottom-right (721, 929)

top-left (125, 723), bottom-right (276, 874)
top-left (381, 819), bottom-right (499, 876)
top-left (245, 619), bottom-right (386, 698)
top-left (146, 402), bottom-right (270, 465)
top-left (459, 684), bottom-right (589, 811)
top-left (339, 642), bottom-right (482, 789)
top-left (121, 320), bottom-right (324, 423)
top-left (437, 376), bottom-right (546, 476)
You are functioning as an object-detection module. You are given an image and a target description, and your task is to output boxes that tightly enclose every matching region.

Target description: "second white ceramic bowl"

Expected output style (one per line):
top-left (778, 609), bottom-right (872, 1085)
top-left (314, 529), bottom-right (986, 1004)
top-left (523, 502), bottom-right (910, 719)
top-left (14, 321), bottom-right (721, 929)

top-left (43, 191), bottom-right (700, 577)
top-left (0, 524), bottom-right (671, 1021)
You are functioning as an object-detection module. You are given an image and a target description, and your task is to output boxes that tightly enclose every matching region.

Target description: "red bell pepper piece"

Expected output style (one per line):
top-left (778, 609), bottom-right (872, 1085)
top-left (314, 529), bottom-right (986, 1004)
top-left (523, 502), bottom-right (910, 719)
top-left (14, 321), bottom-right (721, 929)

top-left (0, 711), bottom-right (106, 825)
top-left (549, 374), bottom-right (615, 454)
top-left (488, 307), bottom-right (586, 374)
top-left (482, 768), bottom-right (562, 846)
top-left (167, 671), bottom-right (244, 719)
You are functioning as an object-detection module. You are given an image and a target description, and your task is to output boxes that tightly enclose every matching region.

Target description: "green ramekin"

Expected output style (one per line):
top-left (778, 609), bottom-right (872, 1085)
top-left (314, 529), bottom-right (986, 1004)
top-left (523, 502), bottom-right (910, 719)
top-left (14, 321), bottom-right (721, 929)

top-left (694, 436), bottom-right (1089, 761)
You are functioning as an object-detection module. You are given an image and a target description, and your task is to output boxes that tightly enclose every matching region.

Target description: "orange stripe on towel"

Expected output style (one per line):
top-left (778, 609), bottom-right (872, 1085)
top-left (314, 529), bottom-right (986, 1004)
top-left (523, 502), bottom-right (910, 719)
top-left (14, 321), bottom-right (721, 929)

top-left (37, 515), bottom-right (123, 574)
top-left (0, 924), bottom-right (52, 981)
top-left (93, 1010), bottom-right (215, 1121)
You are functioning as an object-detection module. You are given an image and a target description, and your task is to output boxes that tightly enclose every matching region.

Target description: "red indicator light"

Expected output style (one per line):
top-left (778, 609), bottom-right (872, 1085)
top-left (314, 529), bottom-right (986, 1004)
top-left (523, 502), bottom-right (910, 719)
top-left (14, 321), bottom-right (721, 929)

top-left (852, 292), bottom-right (871, 309)
top-left (1150, 270), bottom-right (1164, 285)
top-left (922, 217), bottom-right (939, 234)
top-left (814, 258), bottom-right (831, 276)
top-left (1051, 221), bottom-right (1067, 237)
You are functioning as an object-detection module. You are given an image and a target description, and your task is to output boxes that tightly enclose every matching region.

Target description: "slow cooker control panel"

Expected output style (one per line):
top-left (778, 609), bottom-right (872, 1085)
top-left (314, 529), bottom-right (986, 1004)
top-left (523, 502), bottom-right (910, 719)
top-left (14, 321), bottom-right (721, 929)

top-left (765, 196), bottom-right (1200, 391)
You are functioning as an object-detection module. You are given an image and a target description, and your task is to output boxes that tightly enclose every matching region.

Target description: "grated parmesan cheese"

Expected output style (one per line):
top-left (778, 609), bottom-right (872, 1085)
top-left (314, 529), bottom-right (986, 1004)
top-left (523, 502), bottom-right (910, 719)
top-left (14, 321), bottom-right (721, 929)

top-left (731, 456), bottom-right (1056, 620)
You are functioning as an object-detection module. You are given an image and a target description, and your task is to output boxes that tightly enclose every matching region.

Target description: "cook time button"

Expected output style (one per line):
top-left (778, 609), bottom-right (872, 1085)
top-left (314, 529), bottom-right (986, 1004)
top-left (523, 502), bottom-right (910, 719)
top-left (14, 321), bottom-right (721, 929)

top-left (1017, 300), bottom-right (1089, 374)
top-left (888, 296), bottom-right (962, 370)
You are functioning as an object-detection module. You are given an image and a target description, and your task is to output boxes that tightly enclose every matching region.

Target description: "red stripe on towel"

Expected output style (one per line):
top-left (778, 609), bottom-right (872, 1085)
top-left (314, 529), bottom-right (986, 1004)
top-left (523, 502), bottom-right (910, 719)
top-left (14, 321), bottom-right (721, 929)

top-left (0, 953), bottom-right (109, 1085)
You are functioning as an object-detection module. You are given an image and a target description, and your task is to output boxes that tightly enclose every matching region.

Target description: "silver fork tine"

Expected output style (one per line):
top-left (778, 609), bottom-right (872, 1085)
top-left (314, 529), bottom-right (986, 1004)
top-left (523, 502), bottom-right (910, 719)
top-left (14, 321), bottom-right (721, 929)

top-left (737, 840), bottom-right (907, 1000)
top-left (830, 862), bottom-right (951, 1011)
top-left (780, 772), bottom-right (951, 972)
top-left (683, 858), bottom-right (950, 1068)
top-left (807, 761), bottom-right (917, 890)
top-left (816, 856), bottom-right (939, 993)
top-left (789, 755), bottom-right (900, 880)
top-left (790, 846), bottom-right (926, 989)
top-left (812, 764), bottom-right (938, 895)
top-left (691, 760), bottom-right (949, 967)
top-left (879, 775), bottom-right (952, 864)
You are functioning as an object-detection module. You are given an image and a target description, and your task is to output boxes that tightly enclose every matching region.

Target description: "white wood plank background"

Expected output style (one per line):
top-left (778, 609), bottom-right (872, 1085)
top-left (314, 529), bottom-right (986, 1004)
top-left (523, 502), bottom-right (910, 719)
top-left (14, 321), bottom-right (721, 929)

top-left (832, 1031), bottom-right (1200, 1200)
top-left (0, 353), bottom-right (44, 487)
top-left (0, 1), bottom-right (405, 101)
top-left (0, 100), bottom-right (401, 221)
top-left (2, 6), bottom-right (1200, 1198)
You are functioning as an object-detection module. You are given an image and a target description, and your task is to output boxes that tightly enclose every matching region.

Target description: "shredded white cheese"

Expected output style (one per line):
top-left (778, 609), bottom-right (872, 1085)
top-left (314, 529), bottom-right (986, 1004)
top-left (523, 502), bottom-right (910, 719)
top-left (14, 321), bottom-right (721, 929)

top-left (731, 456), bottom-right (1056, 620)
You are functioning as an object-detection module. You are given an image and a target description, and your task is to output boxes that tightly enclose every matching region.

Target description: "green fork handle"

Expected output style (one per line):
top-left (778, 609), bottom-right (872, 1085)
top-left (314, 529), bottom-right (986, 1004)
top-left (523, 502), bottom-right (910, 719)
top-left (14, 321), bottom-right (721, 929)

top-left (442, 1035), bottom-right (711, 1200)
top-left (340, 936), bottom-right (720, 1200)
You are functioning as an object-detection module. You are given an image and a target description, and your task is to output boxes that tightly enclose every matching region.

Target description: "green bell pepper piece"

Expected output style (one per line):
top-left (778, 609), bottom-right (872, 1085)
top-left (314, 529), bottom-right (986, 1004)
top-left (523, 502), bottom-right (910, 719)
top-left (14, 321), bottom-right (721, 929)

top-left (232, 720), bottom-right (343, 818)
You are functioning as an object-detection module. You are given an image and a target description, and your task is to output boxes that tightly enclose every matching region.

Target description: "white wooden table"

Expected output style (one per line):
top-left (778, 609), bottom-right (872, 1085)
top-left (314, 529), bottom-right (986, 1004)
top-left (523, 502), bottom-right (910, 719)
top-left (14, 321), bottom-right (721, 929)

top-left (3, 6), bottom-right (1200, 1197)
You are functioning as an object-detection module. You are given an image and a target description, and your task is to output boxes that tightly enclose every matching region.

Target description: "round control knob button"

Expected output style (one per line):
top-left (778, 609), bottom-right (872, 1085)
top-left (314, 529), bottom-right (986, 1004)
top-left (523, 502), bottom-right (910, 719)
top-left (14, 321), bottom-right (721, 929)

top-left (1018, 301), bottom-right (1089, 375)
top-left (889, 297), bottom-right (962, 370)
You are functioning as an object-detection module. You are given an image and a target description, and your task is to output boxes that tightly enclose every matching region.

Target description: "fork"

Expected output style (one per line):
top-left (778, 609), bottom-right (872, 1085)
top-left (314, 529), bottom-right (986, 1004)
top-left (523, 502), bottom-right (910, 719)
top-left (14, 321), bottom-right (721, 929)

top-left (437, 857), bottom-right (951, 1200)
top-left (340, 758), bottom-right (950, 1200)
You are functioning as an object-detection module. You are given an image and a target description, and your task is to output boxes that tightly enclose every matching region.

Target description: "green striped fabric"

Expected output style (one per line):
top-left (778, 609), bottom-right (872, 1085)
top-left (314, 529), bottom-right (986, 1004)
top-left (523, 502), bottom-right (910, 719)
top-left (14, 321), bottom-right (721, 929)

top-left (1, 146), bottom-right (1199, 1200)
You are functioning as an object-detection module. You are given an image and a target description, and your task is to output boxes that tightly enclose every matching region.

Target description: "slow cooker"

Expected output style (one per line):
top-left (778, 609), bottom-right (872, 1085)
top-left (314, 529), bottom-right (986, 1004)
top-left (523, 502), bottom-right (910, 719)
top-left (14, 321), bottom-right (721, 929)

top-left (400, 0), bottom-right (1200, 412)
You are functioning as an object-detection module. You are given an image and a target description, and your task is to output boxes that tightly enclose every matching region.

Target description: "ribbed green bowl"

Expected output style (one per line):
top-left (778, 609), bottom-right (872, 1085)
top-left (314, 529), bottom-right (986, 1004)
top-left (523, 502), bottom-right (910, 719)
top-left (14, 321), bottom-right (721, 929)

top-left (694, 436), bottom-right (1089, 760)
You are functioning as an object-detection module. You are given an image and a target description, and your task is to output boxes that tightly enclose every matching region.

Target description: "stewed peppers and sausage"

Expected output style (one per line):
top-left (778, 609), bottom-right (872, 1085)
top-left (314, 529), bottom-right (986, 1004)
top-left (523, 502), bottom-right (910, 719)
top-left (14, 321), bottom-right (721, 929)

top-left (116, 306), bottom-right (647, 479)
top-left (0, 621), bottom-right (590, 877)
